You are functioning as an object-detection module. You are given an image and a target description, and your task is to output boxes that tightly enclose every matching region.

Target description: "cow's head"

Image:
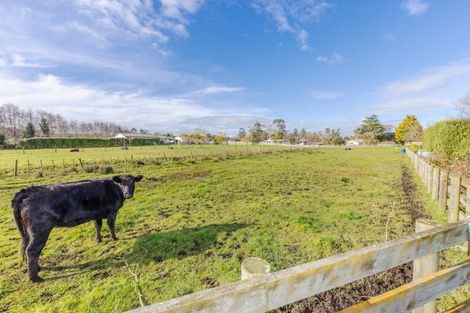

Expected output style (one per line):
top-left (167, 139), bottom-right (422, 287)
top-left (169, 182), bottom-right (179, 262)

top-left (112, 175), bottom-right (143, 199)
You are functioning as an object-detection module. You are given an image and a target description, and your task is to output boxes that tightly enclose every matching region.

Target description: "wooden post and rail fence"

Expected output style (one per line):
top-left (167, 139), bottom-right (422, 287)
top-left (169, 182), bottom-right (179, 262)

top-left (406, 149), bottom-right (470, 224)
top-left (126, 149), bottom-right (470, 313)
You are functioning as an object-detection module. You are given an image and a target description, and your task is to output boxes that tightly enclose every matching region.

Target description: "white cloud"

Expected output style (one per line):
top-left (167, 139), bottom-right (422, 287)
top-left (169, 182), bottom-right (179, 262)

top-left (0, 73), bottom-right (211, 125)
top-left (316, 53), bottom-right (344, 64)
top-left (381, 59), bottom-right (470, 96)
top-left (297, 29), bottom-right (309, 51)
top-left (251, 0), bottom-right (331, 50)
top-left (11, 54), bottom-right (50, 68)
top-left (373, 59), bottom-right (470, 117)
top-left (71, 0), bottom-right (204, 41)
top-left (401, 0), bottom-right (429, 16)
top-left (0, 72), bottom-right (267, 132)
top-left (375, 97), bottom-right (450, 113)
top-left (197, 86), bottom-right (245, 95)
top-left (309, 90), bottom-right (343, 100)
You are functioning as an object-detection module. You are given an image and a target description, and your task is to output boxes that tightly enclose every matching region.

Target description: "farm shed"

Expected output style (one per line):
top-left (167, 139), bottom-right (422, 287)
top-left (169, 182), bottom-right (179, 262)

top-left (114, 133), bottom-right (174, 144)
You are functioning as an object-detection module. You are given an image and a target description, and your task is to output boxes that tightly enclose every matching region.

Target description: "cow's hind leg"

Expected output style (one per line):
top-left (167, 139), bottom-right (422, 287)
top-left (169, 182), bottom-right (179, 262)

top-left (106, 214), bottom-right (118, 241)
top-left (26, 224), bottom-right (53, 282)
top-left (20, 230), bottom-right (30, 264)
top-left (94, 219), bottom-right (102, 243)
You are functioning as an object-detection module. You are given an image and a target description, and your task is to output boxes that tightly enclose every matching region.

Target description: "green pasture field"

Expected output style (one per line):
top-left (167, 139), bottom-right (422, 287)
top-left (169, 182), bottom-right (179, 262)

top-left (0, 144), bottom-right (288, 173)
top-left (0, 146), bottom-right (467, 312)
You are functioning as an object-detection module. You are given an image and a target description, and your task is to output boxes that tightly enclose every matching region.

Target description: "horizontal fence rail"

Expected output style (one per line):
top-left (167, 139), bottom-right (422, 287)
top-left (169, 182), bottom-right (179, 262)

top-left (340, 259), bottom-right (470, 313)
top-left (128, 220), bottom-right (469, 313)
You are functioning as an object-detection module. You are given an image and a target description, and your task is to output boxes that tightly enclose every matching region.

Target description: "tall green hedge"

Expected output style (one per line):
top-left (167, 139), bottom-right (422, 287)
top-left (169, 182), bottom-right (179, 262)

top-left (19, 137), bottom-right (163, 149)
top-left (423, 118), bottom-right (470, 160)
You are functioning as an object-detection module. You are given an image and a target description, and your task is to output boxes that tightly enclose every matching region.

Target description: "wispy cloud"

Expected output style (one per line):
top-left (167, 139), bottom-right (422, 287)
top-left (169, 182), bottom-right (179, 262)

top-left (401, 0), bottom-right (429, 16)
top-left (381, 59), bottom-right (470, 96)
top-left (316, 53), bottom-right (344, 64)
top-left (0, 72), bottom-right (267, 132)
top-left (309, 90), bottom-right (343, 100)
top-left (373, 59), bottom-right (470, 116)
top-left (251, 0), bottom-right (331, 50)
top-left (197, 85), bottom-right (245, 95)
top-left (297, 29), bottom-right (310, 51)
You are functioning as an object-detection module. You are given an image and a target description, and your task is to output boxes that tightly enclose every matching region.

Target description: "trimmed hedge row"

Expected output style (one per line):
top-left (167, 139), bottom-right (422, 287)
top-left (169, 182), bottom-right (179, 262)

top-left (19, 137), bottom-right (163, 149)
top-left (423, 118), bottom-right (470, 160)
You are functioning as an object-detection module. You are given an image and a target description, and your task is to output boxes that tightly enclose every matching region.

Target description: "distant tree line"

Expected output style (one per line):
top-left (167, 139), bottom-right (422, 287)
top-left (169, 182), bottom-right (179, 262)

top-left (1, 103), bottom-right (432, 148)
top-left (236, 119), bottom-right (347, 145)
top-left (0, 103), bottom-right (126, 142)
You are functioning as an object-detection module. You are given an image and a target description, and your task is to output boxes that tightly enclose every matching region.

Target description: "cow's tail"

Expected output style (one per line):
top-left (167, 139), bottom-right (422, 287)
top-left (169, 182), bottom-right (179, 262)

top-left (12, 189), bottom-right (30, 262)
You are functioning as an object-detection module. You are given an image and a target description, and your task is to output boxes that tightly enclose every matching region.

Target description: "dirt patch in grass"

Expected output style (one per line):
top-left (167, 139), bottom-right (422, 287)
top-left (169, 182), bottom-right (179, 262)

top-left (398, 164), bottom-right (431, 225)
top-left (277, 164), bottom-right (430, 312)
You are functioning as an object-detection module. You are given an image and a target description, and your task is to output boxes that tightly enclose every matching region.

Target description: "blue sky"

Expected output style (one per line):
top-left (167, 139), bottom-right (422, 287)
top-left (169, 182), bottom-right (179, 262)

top-left (0, 0), bottom-right (469, 134)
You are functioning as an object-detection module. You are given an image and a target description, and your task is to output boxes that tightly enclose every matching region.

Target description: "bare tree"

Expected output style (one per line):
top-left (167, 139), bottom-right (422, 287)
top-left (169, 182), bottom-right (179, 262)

top-left (0, 103), bottom-right (127, 140)
top-left (456, 91), bottom-right (470, 117)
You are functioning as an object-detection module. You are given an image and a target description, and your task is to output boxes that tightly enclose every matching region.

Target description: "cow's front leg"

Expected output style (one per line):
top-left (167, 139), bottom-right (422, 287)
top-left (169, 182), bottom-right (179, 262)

top-left (107, 214), bottom-right (118, 241)
top-left (93, 219), bottom-right (102, 243)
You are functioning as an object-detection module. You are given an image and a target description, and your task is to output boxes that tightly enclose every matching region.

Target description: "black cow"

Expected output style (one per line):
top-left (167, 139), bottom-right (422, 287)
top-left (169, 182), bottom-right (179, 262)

top-left (12, 174), bottom-right (143, 282)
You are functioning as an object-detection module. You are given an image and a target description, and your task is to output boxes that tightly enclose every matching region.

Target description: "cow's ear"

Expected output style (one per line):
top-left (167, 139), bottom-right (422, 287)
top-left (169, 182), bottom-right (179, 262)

top-left (112, 176), bottom-right (122, 184)
top-left (135, 175), bottom-right (143, 182)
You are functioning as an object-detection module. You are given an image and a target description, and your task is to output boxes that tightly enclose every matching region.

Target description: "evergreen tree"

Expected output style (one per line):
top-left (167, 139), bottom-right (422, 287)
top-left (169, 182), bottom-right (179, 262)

top-left (272, 119), bottom-right (287, 140)
top-left (354, 114), bottom-right (385, 144)
top-left (25, 122), bottom-right (35, 138)
top-left (39, 117), bottom-right (50, 137)
top-left (238, 128), bottom-right (246, 139)
top-left (249, 122), bottom-right (266, 143)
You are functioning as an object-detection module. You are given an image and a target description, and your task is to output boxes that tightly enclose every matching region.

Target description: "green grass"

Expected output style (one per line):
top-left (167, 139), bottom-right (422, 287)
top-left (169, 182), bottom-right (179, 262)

top-left (0, 144), bottom-right (291, 172)
top-left (0, 146), bottom-right (467, 312)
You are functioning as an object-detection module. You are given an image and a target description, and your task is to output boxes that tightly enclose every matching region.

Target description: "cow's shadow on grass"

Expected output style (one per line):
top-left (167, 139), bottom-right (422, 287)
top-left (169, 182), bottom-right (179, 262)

top-left (129, 223), bottom-right (248, 264)
top-left (43, 223), bottom-right (247, 280)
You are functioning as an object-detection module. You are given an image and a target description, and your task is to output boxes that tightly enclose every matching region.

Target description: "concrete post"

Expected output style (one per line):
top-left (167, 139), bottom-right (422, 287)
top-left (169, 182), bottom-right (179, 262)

top-left (412, 219), bottom-right (439, 313)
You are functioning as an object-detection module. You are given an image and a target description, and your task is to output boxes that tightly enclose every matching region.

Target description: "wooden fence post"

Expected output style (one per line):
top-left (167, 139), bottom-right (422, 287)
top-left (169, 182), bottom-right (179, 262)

top-left (14, 160), bottom-right (18, 177)
top-left (431, 167), bottom-right (440, 200)
top-left (466, 182), bottom-right (470, 254)
top-left (412, 219), bottom-right (439, 313)
top-left (448, 175), bottom-right (462, 223)
top-left (438, 170), bottom-right (449, 211)
top-left (426, 164), bottom-right (432, 192)
top-left (241, 257), bottom-right (270, 280)
top-left (421, 160), bottom-right (426, 182)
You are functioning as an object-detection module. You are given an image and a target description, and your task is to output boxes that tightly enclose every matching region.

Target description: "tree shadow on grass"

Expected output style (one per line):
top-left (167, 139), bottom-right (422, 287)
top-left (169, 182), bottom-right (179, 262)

top-left (129, 223), bottom-right (248, 264)
top-left (42, 223), bottom-right (248, 280)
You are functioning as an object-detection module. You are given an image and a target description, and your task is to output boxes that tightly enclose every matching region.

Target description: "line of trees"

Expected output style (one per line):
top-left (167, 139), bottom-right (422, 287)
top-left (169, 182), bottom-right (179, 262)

top-left (1, 103), bottom-right (431, 148)
top-left (0, 103), bottom-right (126, 142)
top-left (236, 119), bottom-right (347, 145)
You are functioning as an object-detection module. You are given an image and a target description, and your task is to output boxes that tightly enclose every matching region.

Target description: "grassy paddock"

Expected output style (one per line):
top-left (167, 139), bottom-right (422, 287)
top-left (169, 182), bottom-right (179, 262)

top-left (0, 144), bottom-right (293, 174)
top-left (0, 146), bottom-right (466, 312)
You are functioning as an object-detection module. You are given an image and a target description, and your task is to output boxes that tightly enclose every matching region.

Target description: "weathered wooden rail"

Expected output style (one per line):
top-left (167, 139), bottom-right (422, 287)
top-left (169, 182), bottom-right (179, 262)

top-left (128, 219), bottom-right (470, 313)
top-left (406, 149), bottom-right (470, 223)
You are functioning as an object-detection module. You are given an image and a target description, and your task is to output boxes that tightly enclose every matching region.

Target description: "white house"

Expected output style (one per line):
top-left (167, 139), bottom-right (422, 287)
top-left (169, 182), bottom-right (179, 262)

top-left (346, 139), bottom-right (361, 146)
